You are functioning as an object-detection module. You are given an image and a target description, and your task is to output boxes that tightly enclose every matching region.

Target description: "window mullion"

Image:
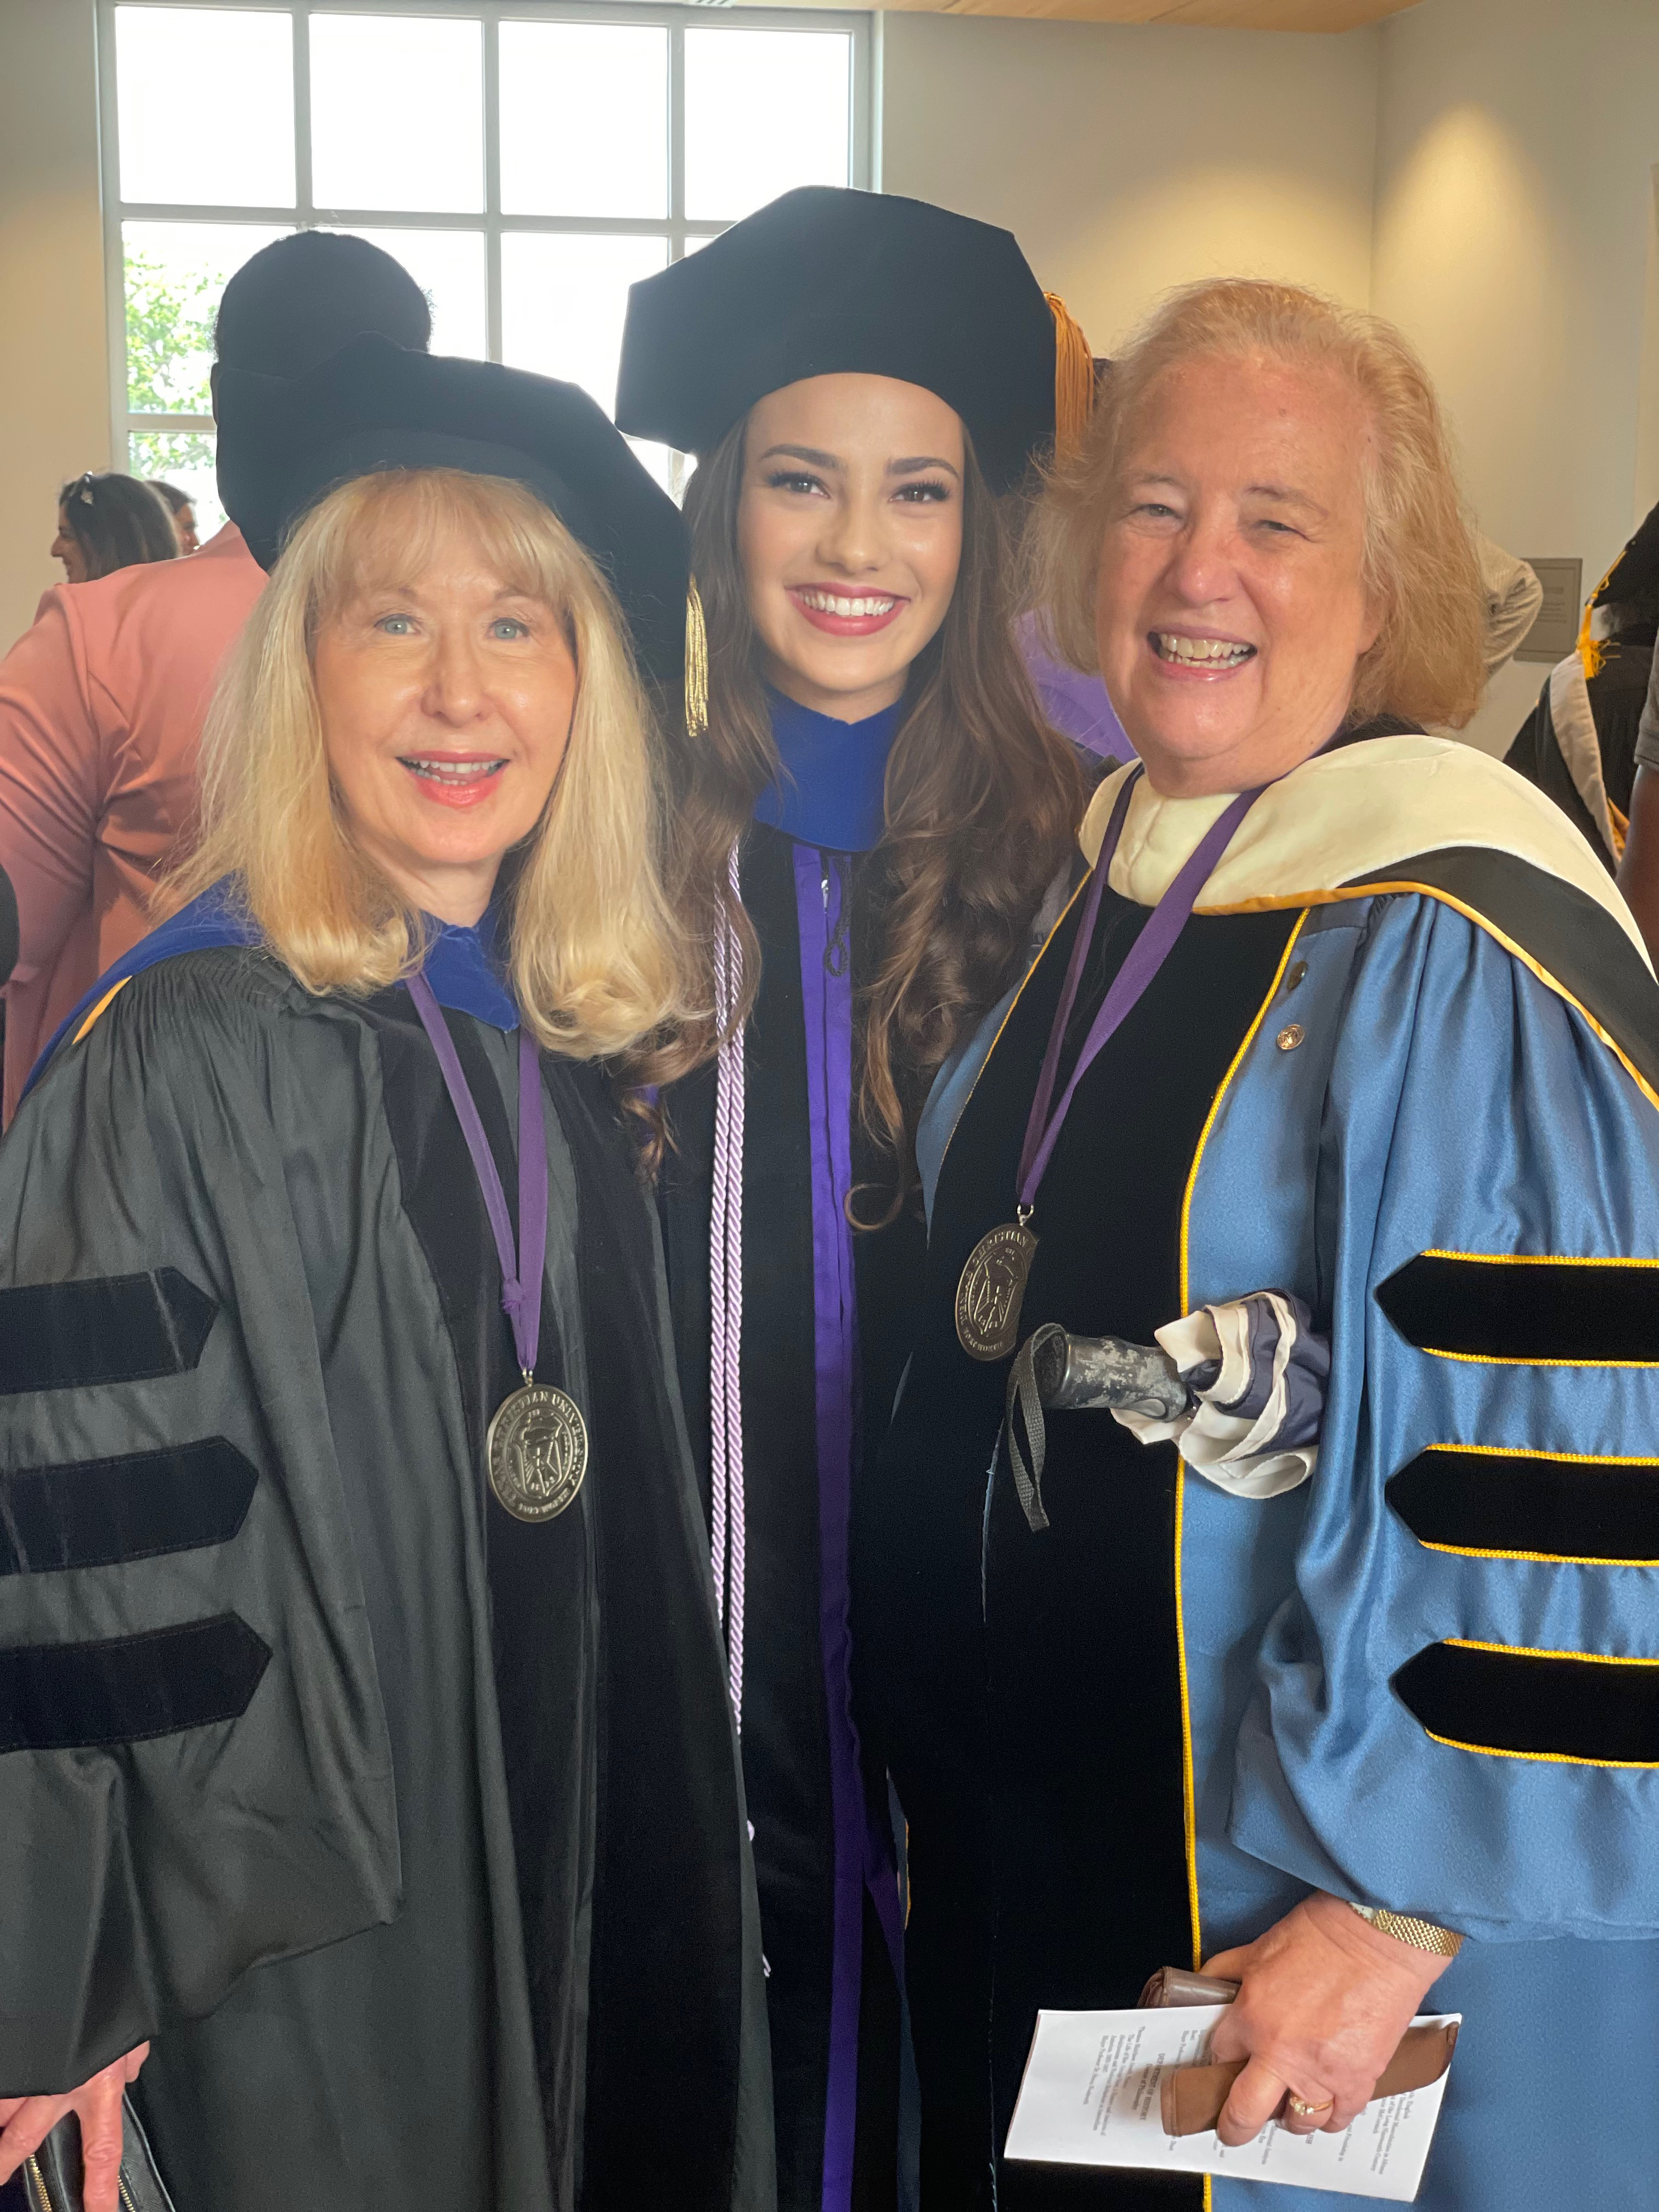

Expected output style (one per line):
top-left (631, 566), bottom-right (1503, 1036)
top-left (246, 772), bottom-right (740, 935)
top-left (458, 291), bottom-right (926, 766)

top-left (484, 9), bottom-right (504, 362)
top-left (668, 19), bottom-right (686, 261)
top-left (97, 0), bottom-right (131, 472)
top-left (294, 5), bottom-right (314, 227)
top-left (100, 0), bottom-right (869, 494)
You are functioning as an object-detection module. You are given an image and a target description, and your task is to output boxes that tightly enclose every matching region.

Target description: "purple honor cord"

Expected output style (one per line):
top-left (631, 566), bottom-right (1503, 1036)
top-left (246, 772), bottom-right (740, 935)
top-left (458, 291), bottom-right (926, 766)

top-left (1015, 767), bottom-right (1268, 1210)
top-left (407, 970), bottom-right (548, 1379)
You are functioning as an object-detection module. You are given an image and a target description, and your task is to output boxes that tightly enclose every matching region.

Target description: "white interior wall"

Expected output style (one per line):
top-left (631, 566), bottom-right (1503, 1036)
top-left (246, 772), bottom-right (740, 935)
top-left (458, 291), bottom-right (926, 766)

top-left (0, 0), bottom-right (109, 654)
top-left (1372, 0), bottom-right (1659, 754)
top-left (879, 14), bottom-right (1380, 347)
top-left (1635, 167), bottom-right (1659, 531)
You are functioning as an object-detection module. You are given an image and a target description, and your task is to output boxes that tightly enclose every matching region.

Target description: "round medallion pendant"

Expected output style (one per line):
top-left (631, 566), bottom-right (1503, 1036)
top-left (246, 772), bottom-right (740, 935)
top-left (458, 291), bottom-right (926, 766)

top-left (486, 1383), bottom-right (589, 1522)
top-left (955, 1220), bottom-right (1039, 1362)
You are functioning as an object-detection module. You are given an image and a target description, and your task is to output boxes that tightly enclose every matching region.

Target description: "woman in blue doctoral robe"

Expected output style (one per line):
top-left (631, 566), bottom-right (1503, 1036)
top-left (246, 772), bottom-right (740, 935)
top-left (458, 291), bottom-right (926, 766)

top-left (854, 276), bottom-right (1659, 2212)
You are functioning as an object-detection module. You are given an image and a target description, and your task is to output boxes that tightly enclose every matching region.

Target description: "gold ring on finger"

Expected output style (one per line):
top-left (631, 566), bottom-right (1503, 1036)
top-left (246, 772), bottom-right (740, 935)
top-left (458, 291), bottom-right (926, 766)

top-left (1285, 2094), bottom-right (1335, 2120)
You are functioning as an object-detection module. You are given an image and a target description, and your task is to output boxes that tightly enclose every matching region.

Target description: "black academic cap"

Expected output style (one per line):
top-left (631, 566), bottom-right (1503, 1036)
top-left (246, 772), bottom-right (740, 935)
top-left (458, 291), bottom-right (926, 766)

top-left (615, 187), bottom-right (1058, 495)
top-left (215, 335), bottom-right (689, 685)
top-left (1593, 498), bottom-right (1659, 609)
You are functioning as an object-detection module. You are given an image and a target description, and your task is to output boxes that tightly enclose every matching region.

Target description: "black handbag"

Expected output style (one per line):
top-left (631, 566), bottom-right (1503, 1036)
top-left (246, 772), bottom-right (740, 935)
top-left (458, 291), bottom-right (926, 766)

top-left (21, 2097), bottom-right (174, 2212)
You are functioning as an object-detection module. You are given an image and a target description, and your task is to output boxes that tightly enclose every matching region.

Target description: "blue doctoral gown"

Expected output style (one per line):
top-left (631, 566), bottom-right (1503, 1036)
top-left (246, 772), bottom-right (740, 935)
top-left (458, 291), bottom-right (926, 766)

top-left (866, 732), bottom-right (1659, 2212)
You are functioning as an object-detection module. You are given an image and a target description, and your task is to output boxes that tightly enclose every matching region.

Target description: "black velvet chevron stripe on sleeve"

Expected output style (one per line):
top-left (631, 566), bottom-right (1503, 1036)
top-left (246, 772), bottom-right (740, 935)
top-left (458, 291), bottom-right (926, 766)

top-left (1387, 1445), bottom-right (1659, 1562)
top-left (1376, 1251), bottom-right (1659, 1364)
top-left (0, 1614), bottom-right (271, 1752)
top-left (0, 1439), bottom-right (259, 1576)
top-left (1394, 1640), bottom-right (1659, 1765)
top-left (0, 1268), bottom-right (218, 1395)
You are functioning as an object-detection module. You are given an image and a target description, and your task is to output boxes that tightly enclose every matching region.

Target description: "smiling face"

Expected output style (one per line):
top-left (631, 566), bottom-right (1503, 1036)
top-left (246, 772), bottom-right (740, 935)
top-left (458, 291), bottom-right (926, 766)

top-left (736, 373), bottom-right (966, 723)
top-left (312, 523), bottom-right (579, 926)
top-left (1095, 351), bottom-right (1381, 797)
top-left (51, 505), bottom-right (88, 584)
top-left (173, 502), bottom-right (200, 554)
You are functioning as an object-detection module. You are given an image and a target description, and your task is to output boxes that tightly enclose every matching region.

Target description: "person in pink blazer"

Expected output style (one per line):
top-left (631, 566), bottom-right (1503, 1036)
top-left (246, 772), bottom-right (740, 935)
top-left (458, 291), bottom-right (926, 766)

top-left (0, 231), bottom-right (433, 1119)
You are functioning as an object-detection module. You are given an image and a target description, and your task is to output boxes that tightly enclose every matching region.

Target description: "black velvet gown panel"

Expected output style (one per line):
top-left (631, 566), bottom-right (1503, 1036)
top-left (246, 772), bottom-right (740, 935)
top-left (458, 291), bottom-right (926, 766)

top-left (854, 887), bottom-right (1301, 2212)
top-left (0, 951), bottom-right (766, 2212)
top-left (660, 824), bottom-right (918, 2212)
top-left (369, 991), bottom-right (597, 2201)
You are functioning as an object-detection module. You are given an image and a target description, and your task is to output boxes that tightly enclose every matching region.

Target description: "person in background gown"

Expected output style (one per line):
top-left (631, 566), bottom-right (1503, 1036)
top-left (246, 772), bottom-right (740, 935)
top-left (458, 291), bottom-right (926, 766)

top-left (1510, 501), bottom-right (1657, 879)
top-left (1017, 606), bottom-right (1133, 764)
top-left (856, 276), bottom-right (1659, 2212)
top-left (1626, 625), bottom-right (1659, 953)
top-left (0, 230), bottom-right (432, 1120)
top-left (148, 482), bottom-right (202, 555)
top-left (0, 336), bottom-right (771, 2212)
top-left (616, 186), bottom-right (1088, 2212)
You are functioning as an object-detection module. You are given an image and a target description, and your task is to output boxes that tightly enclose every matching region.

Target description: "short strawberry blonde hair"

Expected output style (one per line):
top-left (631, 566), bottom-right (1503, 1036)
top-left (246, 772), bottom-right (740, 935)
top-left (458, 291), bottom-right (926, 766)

top-left (1033, 278), bottom-right (1487, 730)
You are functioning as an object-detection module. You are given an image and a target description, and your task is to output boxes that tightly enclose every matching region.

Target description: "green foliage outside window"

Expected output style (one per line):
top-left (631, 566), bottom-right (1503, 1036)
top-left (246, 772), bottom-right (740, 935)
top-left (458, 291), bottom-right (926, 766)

top-left (125, 246), bottom-right (229, 525)
top-left (126, 245), bottom-right (218, 423)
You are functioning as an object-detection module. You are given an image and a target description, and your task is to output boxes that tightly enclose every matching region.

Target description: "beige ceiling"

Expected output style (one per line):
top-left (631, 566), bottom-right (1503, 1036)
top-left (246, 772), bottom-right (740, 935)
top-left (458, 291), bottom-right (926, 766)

top-left (765, 0), bottom-right (1415, 27)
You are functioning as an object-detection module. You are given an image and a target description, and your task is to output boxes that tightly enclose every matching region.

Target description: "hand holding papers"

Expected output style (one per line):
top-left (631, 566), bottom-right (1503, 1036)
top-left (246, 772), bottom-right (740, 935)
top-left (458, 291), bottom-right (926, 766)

top-left (1004, 2005), bottom-right (1460, 2202)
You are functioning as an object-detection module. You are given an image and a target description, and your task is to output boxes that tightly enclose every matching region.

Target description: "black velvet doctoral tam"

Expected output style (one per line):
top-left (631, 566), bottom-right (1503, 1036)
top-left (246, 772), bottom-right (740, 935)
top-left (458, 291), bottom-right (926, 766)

top-left (615, 185), bottom-right (1057, 494)
top-left (215, 333), bottom-right (690, 684)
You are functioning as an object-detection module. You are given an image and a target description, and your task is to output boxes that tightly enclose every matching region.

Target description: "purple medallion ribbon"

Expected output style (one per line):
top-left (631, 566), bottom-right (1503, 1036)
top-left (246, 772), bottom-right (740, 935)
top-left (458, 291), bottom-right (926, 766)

top-left (407, 969), bottom-right (547, 1378)
top-left (1015, 768), bottom-right (1268, 1214)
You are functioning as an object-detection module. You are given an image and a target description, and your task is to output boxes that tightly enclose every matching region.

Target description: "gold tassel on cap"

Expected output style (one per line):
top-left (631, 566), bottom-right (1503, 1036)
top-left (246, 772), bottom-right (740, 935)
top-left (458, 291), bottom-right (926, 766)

top-left (1577, 572), bottom-right (1612, 685)
top-left (686, 578), bottom-right (709, 735)
top-left (1045, 292), bottom-right (1094, 460)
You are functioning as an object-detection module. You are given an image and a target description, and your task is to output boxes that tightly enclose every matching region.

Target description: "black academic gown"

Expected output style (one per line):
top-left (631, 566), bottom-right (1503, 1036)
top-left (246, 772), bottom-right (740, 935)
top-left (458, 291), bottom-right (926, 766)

top-left (1505, 636), bottom-right (1656, 869)
top-left (661, 820), bottom-right (918, 2212)
top-left (0, 935), bottom-right (774, 2212)
top-left (853, 872), bottom-right (1287, 2212)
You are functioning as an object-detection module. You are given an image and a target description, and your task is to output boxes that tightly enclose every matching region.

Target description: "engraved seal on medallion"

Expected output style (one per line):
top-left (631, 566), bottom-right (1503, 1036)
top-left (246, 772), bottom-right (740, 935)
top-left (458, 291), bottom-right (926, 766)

top-left (487, 1383), bottom-right (589, 1522)
top-left (955, 1221), bottom-right (1039, 1362)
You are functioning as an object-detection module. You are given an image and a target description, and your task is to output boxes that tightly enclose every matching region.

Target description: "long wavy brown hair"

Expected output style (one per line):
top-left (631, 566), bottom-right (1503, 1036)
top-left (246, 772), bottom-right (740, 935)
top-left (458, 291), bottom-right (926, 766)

top-left (668, 411), bottom-right (1084, 1199)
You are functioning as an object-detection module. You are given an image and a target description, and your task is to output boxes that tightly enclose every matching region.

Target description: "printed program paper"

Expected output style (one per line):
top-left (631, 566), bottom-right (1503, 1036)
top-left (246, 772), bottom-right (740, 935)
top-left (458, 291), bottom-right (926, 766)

top-left (1003, 2004), bottom-right (1459, 2202)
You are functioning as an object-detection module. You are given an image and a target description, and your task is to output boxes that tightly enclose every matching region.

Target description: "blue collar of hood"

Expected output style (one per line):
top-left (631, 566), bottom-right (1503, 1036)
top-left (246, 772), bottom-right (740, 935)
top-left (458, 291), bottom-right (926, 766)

top-left (25, 876), bottom-right (519, 1102)
top-left (752, 686), bottom-right (904, 854)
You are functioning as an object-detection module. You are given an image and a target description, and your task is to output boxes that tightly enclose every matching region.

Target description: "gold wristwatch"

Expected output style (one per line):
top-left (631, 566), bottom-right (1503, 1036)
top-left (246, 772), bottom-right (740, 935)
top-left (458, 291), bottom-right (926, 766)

top-left (1349, 1904), bottom-right (1464, 1959)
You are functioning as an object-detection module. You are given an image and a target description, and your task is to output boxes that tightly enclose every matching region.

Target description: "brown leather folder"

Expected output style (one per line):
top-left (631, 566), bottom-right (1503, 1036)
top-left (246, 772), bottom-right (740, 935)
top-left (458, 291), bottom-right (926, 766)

top-left (1139, 1967), bottom-right (1242, 2008)
top-left (1159, 2021), bottom-right (1459, 2138)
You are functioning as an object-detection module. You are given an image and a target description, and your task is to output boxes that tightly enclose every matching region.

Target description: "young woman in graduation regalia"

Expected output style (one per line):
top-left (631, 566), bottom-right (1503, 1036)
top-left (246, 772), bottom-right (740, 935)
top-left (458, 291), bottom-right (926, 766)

top-left (0, 338), bottom-right (772, 2212)
top-left (615, 189), bottom-right (1089, 2212)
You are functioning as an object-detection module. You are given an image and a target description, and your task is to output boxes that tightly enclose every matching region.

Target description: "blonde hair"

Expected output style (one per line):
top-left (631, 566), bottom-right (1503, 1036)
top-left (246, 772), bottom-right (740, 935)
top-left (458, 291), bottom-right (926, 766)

top-left (167, 467), bottom-right (693, 1062)
top-left (1034, 278), bottom-right (1487, 730)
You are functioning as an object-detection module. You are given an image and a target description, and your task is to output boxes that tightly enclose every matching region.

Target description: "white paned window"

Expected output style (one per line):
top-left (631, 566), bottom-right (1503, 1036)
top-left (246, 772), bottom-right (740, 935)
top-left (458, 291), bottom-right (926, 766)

top-left (101, 0), bottom-right (871, 530)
